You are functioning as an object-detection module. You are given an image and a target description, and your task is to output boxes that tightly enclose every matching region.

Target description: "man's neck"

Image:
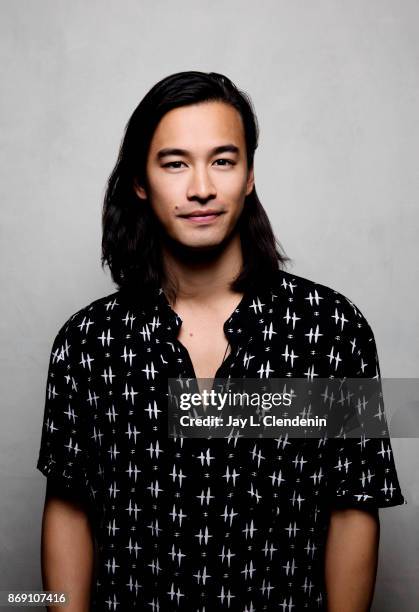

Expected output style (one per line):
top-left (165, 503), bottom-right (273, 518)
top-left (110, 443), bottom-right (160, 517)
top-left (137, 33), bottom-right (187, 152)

top-left (161, 232), bottom-right (244, 306)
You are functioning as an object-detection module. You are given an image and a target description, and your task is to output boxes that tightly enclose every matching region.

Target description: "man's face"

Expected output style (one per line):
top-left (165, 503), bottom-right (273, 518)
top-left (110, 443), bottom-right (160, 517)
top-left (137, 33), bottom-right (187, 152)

top-left (134, 101), bottom-right (254, 250)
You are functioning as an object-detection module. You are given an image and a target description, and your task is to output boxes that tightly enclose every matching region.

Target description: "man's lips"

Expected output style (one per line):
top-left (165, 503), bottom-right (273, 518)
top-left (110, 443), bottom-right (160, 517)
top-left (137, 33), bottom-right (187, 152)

top-left (178, 210), bottom-right (225, 223)
top-left (179, 210), bottom-right (224, 218)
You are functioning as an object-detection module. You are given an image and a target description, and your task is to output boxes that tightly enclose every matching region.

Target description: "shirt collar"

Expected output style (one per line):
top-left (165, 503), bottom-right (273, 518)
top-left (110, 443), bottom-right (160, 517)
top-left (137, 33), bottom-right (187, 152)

top-left (143, 272), bottom-right (281, 344)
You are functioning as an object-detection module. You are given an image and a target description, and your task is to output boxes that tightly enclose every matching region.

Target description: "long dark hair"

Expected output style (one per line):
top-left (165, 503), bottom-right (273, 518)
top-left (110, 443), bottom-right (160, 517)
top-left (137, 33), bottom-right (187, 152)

top-left (101, 70), bottom-right (290, 303)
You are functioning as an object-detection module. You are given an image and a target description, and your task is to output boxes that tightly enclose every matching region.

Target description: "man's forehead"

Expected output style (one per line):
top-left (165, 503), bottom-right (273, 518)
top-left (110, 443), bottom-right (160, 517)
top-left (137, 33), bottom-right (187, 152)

top-left (150, 103), bottom-right (245, 149)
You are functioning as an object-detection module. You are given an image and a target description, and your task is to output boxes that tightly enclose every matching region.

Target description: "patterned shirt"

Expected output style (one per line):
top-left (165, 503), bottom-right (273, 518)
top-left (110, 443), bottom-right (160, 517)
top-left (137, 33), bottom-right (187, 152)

top-left (36, 268), bottom-right (405, 611)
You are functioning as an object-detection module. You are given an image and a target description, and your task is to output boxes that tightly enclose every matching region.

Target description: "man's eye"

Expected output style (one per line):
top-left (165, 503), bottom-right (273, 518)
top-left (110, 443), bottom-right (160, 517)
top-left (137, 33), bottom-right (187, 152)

top-left (163, 161), bottom-right (185, 168)
top-left (214, 159), bottom-right (235, 166)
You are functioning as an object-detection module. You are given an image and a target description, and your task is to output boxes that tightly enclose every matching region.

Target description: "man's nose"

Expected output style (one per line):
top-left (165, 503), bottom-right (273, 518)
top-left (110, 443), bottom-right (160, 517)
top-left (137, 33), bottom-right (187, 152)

top-left (187, 166), bottom-right (217, 201)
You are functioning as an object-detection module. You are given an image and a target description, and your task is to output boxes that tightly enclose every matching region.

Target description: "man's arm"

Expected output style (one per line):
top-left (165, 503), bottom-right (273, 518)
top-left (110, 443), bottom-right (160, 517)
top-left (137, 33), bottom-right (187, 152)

top-left (41, 479), bottom-right (95, 612)
top-left (324, 507), bottom-right (380, 612)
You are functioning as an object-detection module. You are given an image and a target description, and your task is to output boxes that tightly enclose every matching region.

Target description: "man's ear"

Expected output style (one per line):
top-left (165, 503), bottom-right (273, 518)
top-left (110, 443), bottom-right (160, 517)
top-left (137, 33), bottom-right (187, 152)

top-left (133, 178), bottom-right (147, 200)
top-left (245, 166), bottom-right (255, 196)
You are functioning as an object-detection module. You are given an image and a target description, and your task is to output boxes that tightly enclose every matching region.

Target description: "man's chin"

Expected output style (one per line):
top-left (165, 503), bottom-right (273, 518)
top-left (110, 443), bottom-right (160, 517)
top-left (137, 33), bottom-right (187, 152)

top-left (162, 231), bottom-right (235, 259)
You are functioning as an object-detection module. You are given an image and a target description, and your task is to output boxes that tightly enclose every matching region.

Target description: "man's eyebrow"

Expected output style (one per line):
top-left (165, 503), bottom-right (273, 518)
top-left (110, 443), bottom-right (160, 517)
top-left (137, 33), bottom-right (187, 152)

top-left (156, 144), bottom-right (240, 160)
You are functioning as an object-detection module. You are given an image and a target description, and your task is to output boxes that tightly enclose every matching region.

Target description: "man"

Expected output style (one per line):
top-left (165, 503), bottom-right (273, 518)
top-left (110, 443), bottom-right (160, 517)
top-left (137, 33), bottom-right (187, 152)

top-left (37, 71), bottom-right (405, 611)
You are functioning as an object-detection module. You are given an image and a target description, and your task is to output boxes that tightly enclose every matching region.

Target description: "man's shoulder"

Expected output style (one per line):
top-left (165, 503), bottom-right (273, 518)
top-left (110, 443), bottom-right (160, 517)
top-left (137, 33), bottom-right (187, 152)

top-left (53, 289), bottom-right (123, 339)
top-left (274, 268), bottom-right (373, 330)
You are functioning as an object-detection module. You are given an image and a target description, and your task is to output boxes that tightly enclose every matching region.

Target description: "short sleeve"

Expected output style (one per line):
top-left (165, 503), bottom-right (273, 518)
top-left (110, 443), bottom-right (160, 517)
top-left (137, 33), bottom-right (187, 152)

top-left (36, 315), bottom-right (91, 498)
top-left (325, 298), bottom-right (406, 510)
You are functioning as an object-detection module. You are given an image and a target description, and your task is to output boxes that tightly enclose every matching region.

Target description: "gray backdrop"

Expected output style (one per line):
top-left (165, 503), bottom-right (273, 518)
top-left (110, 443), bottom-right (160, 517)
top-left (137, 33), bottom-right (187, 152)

top-left (1, 1), bottom-right (418, 610)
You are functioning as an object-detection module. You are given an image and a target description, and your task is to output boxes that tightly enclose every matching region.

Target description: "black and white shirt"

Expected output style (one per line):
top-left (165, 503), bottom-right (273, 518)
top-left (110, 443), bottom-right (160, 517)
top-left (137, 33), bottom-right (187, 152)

top-left (36, 268), bottom-right (405, 611)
